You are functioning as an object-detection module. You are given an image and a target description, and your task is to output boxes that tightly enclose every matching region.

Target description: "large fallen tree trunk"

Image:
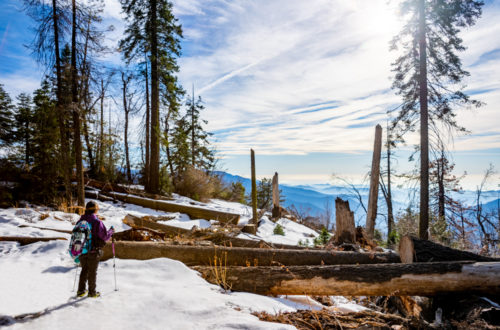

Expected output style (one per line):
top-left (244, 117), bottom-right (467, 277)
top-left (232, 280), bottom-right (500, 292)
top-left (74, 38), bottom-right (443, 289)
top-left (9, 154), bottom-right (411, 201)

top-left (399, 235), bottom-right (498, 263)
top-left (122, 214), bottom-right (304, 250)
top-left (100, 241), bottom-right (400, 266)
top-left (0, 236), bottom-right (67, 245)
top-left (102, 192), bottom-right (240, 224)
top-left (192, 261), bottom-right (500, 296)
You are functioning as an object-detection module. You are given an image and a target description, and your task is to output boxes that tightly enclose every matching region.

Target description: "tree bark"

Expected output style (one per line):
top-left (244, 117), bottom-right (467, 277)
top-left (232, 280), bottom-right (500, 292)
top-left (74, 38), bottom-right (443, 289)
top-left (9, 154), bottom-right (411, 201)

top-left (71, 0), bottom-right (84, 207)
top-left (0, 236), bottom-right (67, 245)
top-left (251, 149), bottom-right (258, 226)
top-left (193, 262), bottom-right (500, 296)
top-left (98, 79), bottom-right (105, 176)
top-left (418, 0), bottom-right (430, 240)
top-left (398, 235), bottom-right (498, 264)
top-left (366, 124), bottom-right (382, 238)
top-left (335, 197), bottom-right (355, 244)
top-left (148, 0), bottom-right (160, 194)
top-left (100, 240), bottom-right (400, 266)
top-left (272, 172), bottom-right (281, 219)
top-left (386, 125), bottom-right (395, 245)
top-left (144, 56), bottom-right (150, 190)
top-left (52, 0), bottom-right (72, 203)
top-left (122, 72), bottom-right (132, 183)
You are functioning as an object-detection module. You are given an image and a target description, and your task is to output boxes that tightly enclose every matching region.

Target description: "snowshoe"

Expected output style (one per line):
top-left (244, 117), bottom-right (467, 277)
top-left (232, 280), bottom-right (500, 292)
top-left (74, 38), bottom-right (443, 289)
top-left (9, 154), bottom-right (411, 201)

top-left (88, 292), bottom-right (101, 298)
top-left (76, 290), bottom-right (87, 297)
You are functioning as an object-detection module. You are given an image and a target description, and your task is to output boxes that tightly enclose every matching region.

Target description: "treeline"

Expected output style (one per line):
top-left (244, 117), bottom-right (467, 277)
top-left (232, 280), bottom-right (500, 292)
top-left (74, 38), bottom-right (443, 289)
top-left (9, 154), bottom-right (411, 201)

top-left (0, 0), bottom-right (240, 207)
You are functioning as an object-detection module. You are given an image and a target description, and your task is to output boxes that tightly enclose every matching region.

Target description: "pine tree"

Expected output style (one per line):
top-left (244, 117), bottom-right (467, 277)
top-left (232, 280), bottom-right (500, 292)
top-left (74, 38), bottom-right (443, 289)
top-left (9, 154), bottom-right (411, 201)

top-left (14, 93), bottom-right (35, 166)
top-left (390, 0), bottom-right (483, 239)
top-left (185, 94), bottom-right (215, 171)
top-left (120, 0), bottom-right (183, 193)
top-left (0, 84), bottom-right (14, 146)
top-left (31, 80), bottom-right (60, 203)
top-left (24, 0), bottom-right (73, 202)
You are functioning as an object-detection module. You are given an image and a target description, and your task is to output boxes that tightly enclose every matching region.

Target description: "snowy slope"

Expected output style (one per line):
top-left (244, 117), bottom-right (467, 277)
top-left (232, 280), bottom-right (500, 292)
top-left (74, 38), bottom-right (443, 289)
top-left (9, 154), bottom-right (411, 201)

top-left (0, 198), bottom-right (365, 329)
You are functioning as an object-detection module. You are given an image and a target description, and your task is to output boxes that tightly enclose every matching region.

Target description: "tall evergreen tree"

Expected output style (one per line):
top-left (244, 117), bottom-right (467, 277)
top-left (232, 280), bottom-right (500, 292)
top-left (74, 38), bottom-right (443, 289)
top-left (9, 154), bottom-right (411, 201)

top-left (120, 0), bottom-right (183, 193)
top-left (24, 0), bottom-right (73, 202)
top-left (14, 94), bottom-right (35, 166)
top-left (185, 94), bottom-right (215, 171)
top-left (31, 80), bottom-right (60, 203)
top-left (390, 0), bottom-right (483, 239)
top-left (0, 84), bottom-right (14, 146)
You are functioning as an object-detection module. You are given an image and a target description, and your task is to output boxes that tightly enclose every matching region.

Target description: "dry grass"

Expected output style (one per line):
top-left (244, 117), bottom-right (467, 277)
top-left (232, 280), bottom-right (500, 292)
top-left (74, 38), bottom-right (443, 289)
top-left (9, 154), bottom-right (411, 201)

top-left (209, 251), bottom-right (232, 292)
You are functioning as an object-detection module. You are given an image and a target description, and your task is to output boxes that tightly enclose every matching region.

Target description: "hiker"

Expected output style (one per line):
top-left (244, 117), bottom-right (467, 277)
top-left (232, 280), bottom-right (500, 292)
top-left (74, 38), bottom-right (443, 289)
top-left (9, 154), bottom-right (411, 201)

top-left (76, 201), bottom-right (114, 298)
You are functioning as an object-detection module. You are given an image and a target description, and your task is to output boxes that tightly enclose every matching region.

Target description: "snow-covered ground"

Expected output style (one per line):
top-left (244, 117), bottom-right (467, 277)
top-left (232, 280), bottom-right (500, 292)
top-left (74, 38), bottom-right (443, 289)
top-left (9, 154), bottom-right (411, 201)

top-left (0, 197), bottom-right (366, 329)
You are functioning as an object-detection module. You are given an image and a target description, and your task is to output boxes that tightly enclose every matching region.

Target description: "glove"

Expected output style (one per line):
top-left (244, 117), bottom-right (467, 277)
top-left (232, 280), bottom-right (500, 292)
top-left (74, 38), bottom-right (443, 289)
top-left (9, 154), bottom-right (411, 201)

top-left (109, 226), bottom-right (115, 235)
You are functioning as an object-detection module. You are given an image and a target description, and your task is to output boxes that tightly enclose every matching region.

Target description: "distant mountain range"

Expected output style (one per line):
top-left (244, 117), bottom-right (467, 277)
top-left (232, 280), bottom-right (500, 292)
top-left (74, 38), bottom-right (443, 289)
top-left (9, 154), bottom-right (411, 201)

top-left (216, 171), bottom-right (500, 231)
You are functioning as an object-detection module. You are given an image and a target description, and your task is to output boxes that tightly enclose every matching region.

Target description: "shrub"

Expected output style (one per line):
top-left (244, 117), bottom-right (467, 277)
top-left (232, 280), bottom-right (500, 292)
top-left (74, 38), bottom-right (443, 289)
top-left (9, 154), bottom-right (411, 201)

top-left (175, 166), bottom-right (216, 202)
top-left (273, 223), bottom-right (285, 236)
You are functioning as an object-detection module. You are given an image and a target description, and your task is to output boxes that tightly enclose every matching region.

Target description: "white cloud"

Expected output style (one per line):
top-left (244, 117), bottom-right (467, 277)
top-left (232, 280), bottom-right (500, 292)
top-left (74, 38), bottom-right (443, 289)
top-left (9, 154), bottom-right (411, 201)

top-left (171, 0), bottom-right (500, 162)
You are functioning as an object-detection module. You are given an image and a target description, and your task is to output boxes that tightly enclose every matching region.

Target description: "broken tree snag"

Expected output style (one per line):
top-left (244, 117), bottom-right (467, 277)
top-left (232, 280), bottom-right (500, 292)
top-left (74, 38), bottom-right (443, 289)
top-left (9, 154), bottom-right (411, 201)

top-left (102, 192), bottom-right (240, 224)
top-left (399, 235), bottom-right (498, 263)
top-left (101, 241), bottom-right (400, 265)
top-left (335, 198), bottom-right (355, 244)
top-left (193, 262), bottom-right (500, 296)
top-left (366, 124), bottom-right (382, 238)
top-left (271, 172), bottom-right (281, 219)
top-left (250, 149), bottom-right (258, 229)
top-left (0, 236), bottom-right (67, 245)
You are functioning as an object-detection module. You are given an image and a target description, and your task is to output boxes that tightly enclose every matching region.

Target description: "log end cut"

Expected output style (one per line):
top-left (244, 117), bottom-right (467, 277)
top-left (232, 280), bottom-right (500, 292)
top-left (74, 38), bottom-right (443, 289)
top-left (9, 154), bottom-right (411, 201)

top-left (399, 235), bottom-right (415, 263)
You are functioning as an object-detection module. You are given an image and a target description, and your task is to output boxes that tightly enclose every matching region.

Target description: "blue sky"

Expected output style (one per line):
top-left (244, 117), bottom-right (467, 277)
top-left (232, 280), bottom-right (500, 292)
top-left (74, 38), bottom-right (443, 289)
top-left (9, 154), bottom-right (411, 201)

top-left (1, 0), bottom-right (499, 189)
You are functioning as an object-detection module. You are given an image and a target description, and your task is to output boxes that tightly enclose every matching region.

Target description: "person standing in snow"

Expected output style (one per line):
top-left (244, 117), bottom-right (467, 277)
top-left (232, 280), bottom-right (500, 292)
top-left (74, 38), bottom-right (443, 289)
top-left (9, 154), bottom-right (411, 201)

top-left (77, 201), bottom-right (114, 298)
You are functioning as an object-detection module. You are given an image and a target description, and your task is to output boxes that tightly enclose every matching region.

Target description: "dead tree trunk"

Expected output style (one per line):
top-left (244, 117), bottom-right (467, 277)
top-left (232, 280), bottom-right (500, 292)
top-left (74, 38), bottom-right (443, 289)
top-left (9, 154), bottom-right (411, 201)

top-left (101, 241), bottom-right (400, 265)
top-left (193, 261), bottom-right (500, 296)
top-left (246, 148), bottom-right (258, 235)
top-left (366, 124), bottom-right (382, 238)
top-left (399, 235), bottom-right (498, 263)
top-left (335, 198), bottom-right (355, 244)
top-left (272, 172), bottom-right (281, 219)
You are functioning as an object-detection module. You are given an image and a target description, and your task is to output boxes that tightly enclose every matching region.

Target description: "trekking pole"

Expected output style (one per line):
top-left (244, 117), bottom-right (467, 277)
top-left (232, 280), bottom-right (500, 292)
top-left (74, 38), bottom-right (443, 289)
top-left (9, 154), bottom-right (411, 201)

top-left (112, 235), bottom-right (117, 291)
top-left (72, 264), bottom-right (79, 292)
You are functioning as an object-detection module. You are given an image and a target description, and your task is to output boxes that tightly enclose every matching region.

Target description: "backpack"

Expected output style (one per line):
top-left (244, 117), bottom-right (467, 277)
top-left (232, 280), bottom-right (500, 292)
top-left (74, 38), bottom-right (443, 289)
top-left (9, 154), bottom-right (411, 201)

top-left (68, 220), bottom-right (92, 263)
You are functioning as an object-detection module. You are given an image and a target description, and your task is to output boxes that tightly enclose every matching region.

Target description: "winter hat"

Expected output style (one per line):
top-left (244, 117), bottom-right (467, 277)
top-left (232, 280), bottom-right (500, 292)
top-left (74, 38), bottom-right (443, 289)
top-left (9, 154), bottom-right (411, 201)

top-left (85, 201), bottom-right (98, 214)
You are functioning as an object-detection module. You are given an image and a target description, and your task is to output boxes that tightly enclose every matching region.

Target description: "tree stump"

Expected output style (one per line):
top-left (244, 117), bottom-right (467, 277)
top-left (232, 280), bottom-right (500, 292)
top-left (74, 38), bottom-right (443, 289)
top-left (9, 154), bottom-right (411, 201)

top-left (335, 198), bottom-right (355, 244)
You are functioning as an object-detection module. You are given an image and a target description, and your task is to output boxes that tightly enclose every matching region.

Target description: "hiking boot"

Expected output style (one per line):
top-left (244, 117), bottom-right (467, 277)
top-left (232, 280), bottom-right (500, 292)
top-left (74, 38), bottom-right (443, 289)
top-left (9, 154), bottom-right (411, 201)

top-left (76, 291), bottom-right (87, 297)
top-left (88, 292), bottom-right (101, 298)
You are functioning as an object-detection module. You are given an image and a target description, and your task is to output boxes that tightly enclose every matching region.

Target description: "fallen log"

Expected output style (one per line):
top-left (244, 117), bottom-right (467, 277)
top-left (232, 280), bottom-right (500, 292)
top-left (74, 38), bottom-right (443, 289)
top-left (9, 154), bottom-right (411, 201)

top-left (192, 261), bottom-right (500, 296)
top-left (101, 241), bottom-right (400, 266)
top-left (84, 190), bottom-right (115, 202)
top-left (104, 192), bottom-right (240, 224)
top-left (399, 235), bottom-right (498, 263)
top-left (0, 236), bottom-right (67, 245)
top-left (17, 225), bottom-right (72, 234)
top-left (123, 214), bottom-right (305, 250)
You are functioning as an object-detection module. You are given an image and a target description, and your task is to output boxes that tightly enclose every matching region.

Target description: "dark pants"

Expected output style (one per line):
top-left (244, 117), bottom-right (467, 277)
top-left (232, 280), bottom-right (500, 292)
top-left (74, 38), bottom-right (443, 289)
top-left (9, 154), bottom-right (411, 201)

top-left (77, 251), bottom-right (100, 295)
